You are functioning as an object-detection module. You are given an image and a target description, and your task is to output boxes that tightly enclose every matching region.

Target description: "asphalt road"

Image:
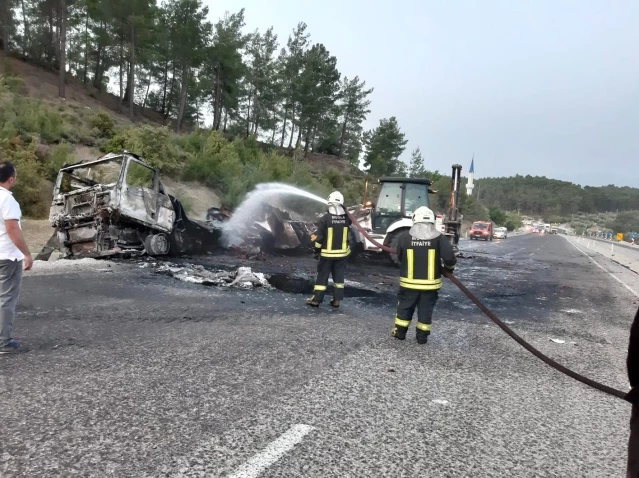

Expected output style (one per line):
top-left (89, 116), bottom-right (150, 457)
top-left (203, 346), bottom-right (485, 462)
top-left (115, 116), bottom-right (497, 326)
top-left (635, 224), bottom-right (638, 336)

top-left (1, 234), bottom-right (636, 477)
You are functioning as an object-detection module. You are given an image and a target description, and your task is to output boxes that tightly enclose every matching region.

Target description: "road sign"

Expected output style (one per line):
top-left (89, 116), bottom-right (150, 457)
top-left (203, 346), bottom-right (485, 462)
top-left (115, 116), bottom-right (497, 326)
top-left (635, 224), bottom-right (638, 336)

top-left (616, 233), bottom-right (624, 241)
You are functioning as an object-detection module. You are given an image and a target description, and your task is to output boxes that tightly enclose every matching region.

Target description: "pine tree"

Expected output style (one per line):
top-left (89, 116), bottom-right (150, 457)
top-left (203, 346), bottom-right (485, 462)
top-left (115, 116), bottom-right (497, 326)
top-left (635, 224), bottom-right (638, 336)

top-left (244, 27), bottom-right (279, 138)
top-left (166, 0), bottom-right (211, 132)
top-left (276, 23), bottom-right (309, 147)
top-left (409, 147), bottom-right (425, 178)
top-left (338, 76), bottom-right (373, 161)
top-left (207, 9), bottom-right (248, 131)
top-left (296, 43), bottom-right (341, 154)
top-left (363, 117), bottom-right (408, 177)
top-left (1, 0), bottom-right (16, 51)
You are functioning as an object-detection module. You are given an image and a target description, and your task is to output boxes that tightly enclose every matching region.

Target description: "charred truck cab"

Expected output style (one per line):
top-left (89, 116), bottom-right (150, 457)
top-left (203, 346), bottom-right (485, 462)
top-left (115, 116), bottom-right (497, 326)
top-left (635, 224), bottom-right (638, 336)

top-left (47, 152), bottom-right (192, 259)
top-left (350, 177), bottom-right (442, 265)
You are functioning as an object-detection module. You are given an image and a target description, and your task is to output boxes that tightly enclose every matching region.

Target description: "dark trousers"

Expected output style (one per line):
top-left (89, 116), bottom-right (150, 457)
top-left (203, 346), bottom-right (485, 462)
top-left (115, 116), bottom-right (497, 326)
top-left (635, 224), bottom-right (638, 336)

top-left (312, 257), bottom-right (346, 303)
top-left (394, 288), bottom-right (439, 341)
top-left (630, 404), bottom-right (639, 478)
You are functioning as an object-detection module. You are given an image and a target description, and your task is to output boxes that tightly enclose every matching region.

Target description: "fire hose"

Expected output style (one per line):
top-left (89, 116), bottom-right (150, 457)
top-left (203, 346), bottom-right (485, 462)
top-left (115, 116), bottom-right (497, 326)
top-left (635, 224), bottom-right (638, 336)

top-left (345, 211), bottom-right (629, 402)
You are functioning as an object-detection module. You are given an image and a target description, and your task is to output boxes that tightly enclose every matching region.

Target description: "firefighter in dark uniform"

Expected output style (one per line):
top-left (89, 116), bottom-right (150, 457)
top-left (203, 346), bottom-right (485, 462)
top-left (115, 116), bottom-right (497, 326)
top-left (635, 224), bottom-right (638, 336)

top-left (391, 206), bottom-right (457, 344)
top-left (305, 191), bottom-right (352, 308)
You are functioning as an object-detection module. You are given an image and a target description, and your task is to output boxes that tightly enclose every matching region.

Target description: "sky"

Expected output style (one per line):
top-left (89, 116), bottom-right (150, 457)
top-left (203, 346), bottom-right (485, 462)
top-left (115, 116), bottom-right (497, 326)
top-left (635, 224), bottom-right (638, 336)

top-left (203, 0), bottom-right (639, 187)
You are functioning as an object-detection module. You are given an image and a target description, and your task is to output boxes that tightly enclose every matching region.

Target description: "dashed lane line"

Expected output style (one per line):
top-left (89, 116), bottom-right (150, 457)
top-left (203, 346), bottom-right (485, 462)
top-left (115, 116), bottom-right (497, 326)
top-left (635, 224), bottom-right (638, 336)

top-left (565, 237), bottom-right (638, 298)
top-left (228, 424), bottom-right (315, 478)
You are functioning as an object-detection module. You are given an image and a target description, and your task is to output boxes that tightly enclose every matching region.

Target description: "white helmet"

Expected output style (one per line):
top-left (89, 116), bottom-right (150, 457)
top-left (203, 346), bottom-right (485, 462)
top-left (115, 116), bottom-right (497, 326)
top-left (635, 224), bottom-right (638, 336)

top-left (412, 206), bottom-right (435, 225)
top-left (327, 191), bottom-right (344, 205)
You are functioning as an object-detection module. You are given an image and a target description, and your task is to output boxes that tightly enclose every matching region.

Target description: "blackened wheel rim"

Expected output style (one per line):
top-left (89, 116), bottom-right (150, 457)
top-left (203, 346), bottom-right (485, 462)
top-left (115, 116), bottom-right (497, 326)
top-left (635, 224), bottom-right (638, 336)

top-left (145, 233), bottom-right (170, 256)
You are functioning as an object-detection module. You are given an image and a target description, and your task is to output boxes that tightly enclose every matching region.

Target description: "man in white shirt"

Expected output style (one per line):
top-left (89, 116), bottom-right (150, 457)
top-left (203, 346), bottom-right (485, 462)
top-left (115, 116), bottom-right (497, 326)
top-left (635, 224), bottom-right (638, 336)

top-left (0, 162), bottom-right (33, 354)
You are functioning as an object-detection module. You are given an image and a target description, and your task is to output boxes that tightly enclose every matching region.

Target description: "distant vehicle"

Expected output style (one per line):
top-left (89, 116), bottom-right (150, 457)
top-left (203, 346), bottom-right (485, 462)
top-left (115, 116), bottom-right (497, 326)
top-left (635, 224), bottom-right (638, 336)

top-left (550, 228), bottom-right (558, 234)
top-left (493, 227), bottom-right (508, 239)
top-left (471, 221), bottom-right (494, 241)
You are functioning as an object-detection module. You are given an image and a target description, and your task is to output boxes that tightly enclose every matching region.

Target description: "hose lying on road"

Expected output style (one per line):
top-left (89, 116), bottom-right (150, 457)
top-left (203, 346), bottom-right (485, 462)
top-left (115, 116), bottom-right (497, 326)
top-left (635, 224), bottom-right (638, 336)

top-left (345, 212), bottom-right (629, 402)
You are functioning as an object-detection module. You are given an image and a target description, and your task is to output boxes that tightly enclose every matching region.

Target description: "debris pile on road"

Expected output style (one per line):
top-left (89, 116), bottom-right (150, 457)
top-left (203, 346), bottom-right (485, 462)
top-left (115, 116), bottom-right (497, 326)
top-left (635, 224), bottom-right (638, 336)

top-left (155, 263), bottom-right (271, 289)
top-left (212, 203), bottom-right (316, 253)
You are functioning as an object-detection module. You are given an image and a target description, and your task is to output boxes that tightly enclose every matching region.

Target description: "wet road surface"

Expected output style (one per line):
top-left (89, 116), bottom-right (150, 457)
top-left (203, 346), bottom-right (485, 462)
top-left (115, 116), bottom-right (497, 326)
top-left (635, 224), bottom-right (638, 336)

top-left (1, 234), bottom-right (635, 477)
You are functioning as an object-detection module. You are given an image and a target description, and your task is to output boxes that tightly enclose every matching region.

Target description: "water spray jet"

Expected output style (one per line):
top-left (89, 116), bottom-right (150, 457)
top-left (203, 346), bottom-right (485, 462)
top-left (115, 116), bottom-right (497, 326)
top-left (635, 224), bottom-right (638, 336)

top-left (221, 183), bottom-right (329, 247)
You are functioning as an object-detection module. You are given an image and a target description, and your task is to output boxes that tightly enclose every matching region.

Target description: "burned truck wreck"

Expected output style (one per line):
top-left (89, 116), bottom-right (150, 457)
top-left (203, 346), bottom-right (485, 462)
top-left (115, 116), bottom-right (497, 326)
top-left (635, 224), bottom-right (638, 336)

top-left (37, 152), bottom-right (219, 260)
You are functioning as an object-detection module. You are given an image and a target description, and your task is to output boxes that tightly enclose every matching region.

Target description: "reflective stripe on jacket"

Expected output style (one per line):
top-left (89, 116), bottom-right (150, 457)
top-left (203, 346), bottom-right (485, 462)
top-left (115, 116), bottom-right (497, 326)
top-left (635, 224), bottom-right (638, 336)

top-left (396, 232), bottom-right (457, 290)
top-left (314, 211), bottom-right (352, 259)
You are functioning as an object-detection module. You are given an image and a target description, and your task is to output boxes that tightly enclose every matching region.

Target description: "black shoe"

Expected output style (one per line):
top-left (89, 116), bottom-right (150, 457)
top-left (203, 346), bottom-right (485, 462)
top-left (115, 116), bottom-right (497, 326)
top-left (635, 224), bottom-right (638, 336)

top-left (416, 336), bottom-right (429, 345)
top-left (391, 327), bottom-right (406, 340)
top-left (330, 300), bottom-right (340, 308)
top-left (0, 340), bottom-right (30, 354)
top-left (305, 298), bottom-right (320, 308)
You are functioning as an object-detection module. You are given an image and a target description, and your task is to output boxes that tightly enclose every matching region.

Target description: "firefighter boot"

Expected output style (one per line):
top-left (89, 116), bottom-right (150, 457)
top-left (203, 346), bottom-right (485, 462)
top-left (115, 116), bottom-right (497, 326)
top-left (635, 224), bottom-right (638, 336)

top-left (305, 297), bottom-right (320, 308)
top-left (330, 299), bottom-right (340, 308)
top-left (416, 322), bottom-right (431, 345)
top-left (416, 330), bottom-right (429, 345)
top-left (390, 327), bottom-right (407, 340)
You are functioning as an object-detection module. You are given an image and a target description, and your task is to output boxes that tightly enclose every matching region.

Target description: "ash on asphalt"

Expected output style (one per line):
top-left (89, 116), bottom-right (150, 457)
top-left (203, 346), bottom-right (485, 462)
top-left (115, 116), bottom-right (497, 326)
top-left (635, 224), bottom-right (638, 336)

top-left (1, 234), bottom-right (633, 477)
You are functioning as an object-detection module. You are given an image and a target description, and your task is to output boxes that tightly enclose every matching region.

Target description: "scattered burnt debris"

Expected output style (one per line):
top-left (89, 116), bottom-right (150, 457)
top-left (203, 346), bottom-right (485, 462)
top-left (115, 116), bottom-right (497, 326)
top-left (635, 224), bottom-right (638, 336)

top-left (154, 259), bottom-right (386, 298)
top-left (155, 263), bottom-right (271, 289)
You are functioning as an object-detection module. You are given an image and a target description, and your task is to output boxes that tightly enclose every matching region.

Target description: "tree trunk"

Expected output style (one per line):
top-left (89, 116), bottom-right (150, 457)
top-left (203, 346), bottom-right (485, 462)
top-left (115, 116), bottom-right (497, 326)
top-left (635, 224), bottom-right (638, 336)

top-left (176, 63), bottom-right (189, 132)
top-left (128, 22), bottom-right (135, 120)
top-left (165, 63), bottom-right (177, 119)
top-left (338, 117), bottom-right (348, 159)
top-left (54, 8), bottom-right (60, 65)
top-left (213, 66), bottom-right (221, 130)
top-left (223, 108), bottom-right (228, 132)
top-left (82, 9), bottom-right (89, 83)
top-left (270, 126), bottom-right (276, 145)
top-left (118, 40), bottom-right (124, 106)
top-left (142, 74), bottom-right (151, 110)
top-left (1, 0), bottom-right (8, 51)
top-left (93, 45), bottom-right (102, 89)
top-left (195, 97), bottom-right (200, 128)
top-left (303, 125), bottom-right (312, 155)
top-left (21, 0), bottom-right (31, 55)
top-left (245, 93), bottom-right (252, 137)
top-left (295, 122), bottom-right (303, 149)
top-left (288, 110), bottom-right (296, 149)
top-left (58, 0), bottom-right (67, 99)
top-left (161, 59), bottom-right (169, 114)
top-left (310, 124), bottom-right (318, 152)
top-left (280, 106), bottom-right (289, 147)
top-left (48, 9), bottom-right (55, 63)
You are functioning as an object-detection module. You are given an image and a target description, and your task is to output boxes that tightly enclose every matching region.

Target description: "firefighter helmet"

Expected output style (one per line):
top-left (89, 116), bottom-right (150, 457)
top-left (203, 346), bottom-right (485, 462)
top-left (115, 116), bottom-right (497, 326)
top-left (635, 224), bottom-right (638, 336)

top-left (327, 191), bottom-right (344, 205)
top-left (412, 206), bottom-right (435, 224)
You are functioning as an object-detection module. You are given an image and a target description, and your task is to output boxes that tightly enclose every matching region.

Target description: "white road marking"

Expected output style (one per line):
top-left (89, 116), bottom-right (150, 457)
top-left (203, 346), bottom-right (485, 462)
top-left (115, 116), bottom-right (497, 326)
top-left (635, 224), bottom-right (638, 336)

top-left (229, 424), bottom-right (315, 478)
top-left (565, 237), bottom-right (638, 297)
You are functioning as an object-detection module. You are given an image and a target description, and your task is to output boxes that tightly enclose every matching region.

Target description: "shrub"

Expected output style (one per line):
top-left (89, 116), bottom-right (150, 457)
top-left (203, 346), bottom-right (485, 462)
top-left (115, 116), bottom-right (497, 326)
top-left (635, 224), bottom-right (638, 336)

top-left (90, 112), bottom-right (116, 139)
top-left (4, 76), bottom-right (28, 95)
top-left (101, 125), bottom-right (186, 173)
top-left (0, 136), bottom-right (50, 218)
top-left (45, 143), bottom-right (74, 181)
top-left (325, 167), bottom-right (344, 189)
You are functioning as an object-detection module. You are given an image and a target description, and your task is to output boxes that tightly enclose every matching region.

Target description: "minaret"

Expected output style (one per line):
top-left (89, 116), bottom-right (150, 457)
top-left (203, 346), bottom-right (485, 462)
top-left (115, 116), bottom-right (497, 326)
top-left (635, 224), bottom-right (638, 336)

top-left (466, 155), bottom-right (475, 196)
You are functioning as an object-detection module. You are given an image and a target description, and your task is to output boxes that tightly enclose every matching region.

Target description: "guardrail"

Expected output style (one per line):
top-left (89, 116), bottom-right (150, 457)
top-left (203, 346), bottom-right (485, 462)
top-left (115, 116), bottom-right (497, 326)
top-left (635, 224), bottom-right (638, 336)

top-left (578, 235), bottom-right (639, 254)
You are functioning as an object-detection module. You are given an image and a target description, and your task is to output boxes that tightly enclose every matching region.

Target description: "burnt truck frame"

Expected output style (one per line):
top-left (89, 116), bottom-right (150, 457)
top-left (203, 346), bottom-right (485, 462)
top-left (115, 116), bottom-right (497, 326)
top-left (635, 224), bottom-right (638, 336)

top-left (38, 151), bottom-right (217, 260)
